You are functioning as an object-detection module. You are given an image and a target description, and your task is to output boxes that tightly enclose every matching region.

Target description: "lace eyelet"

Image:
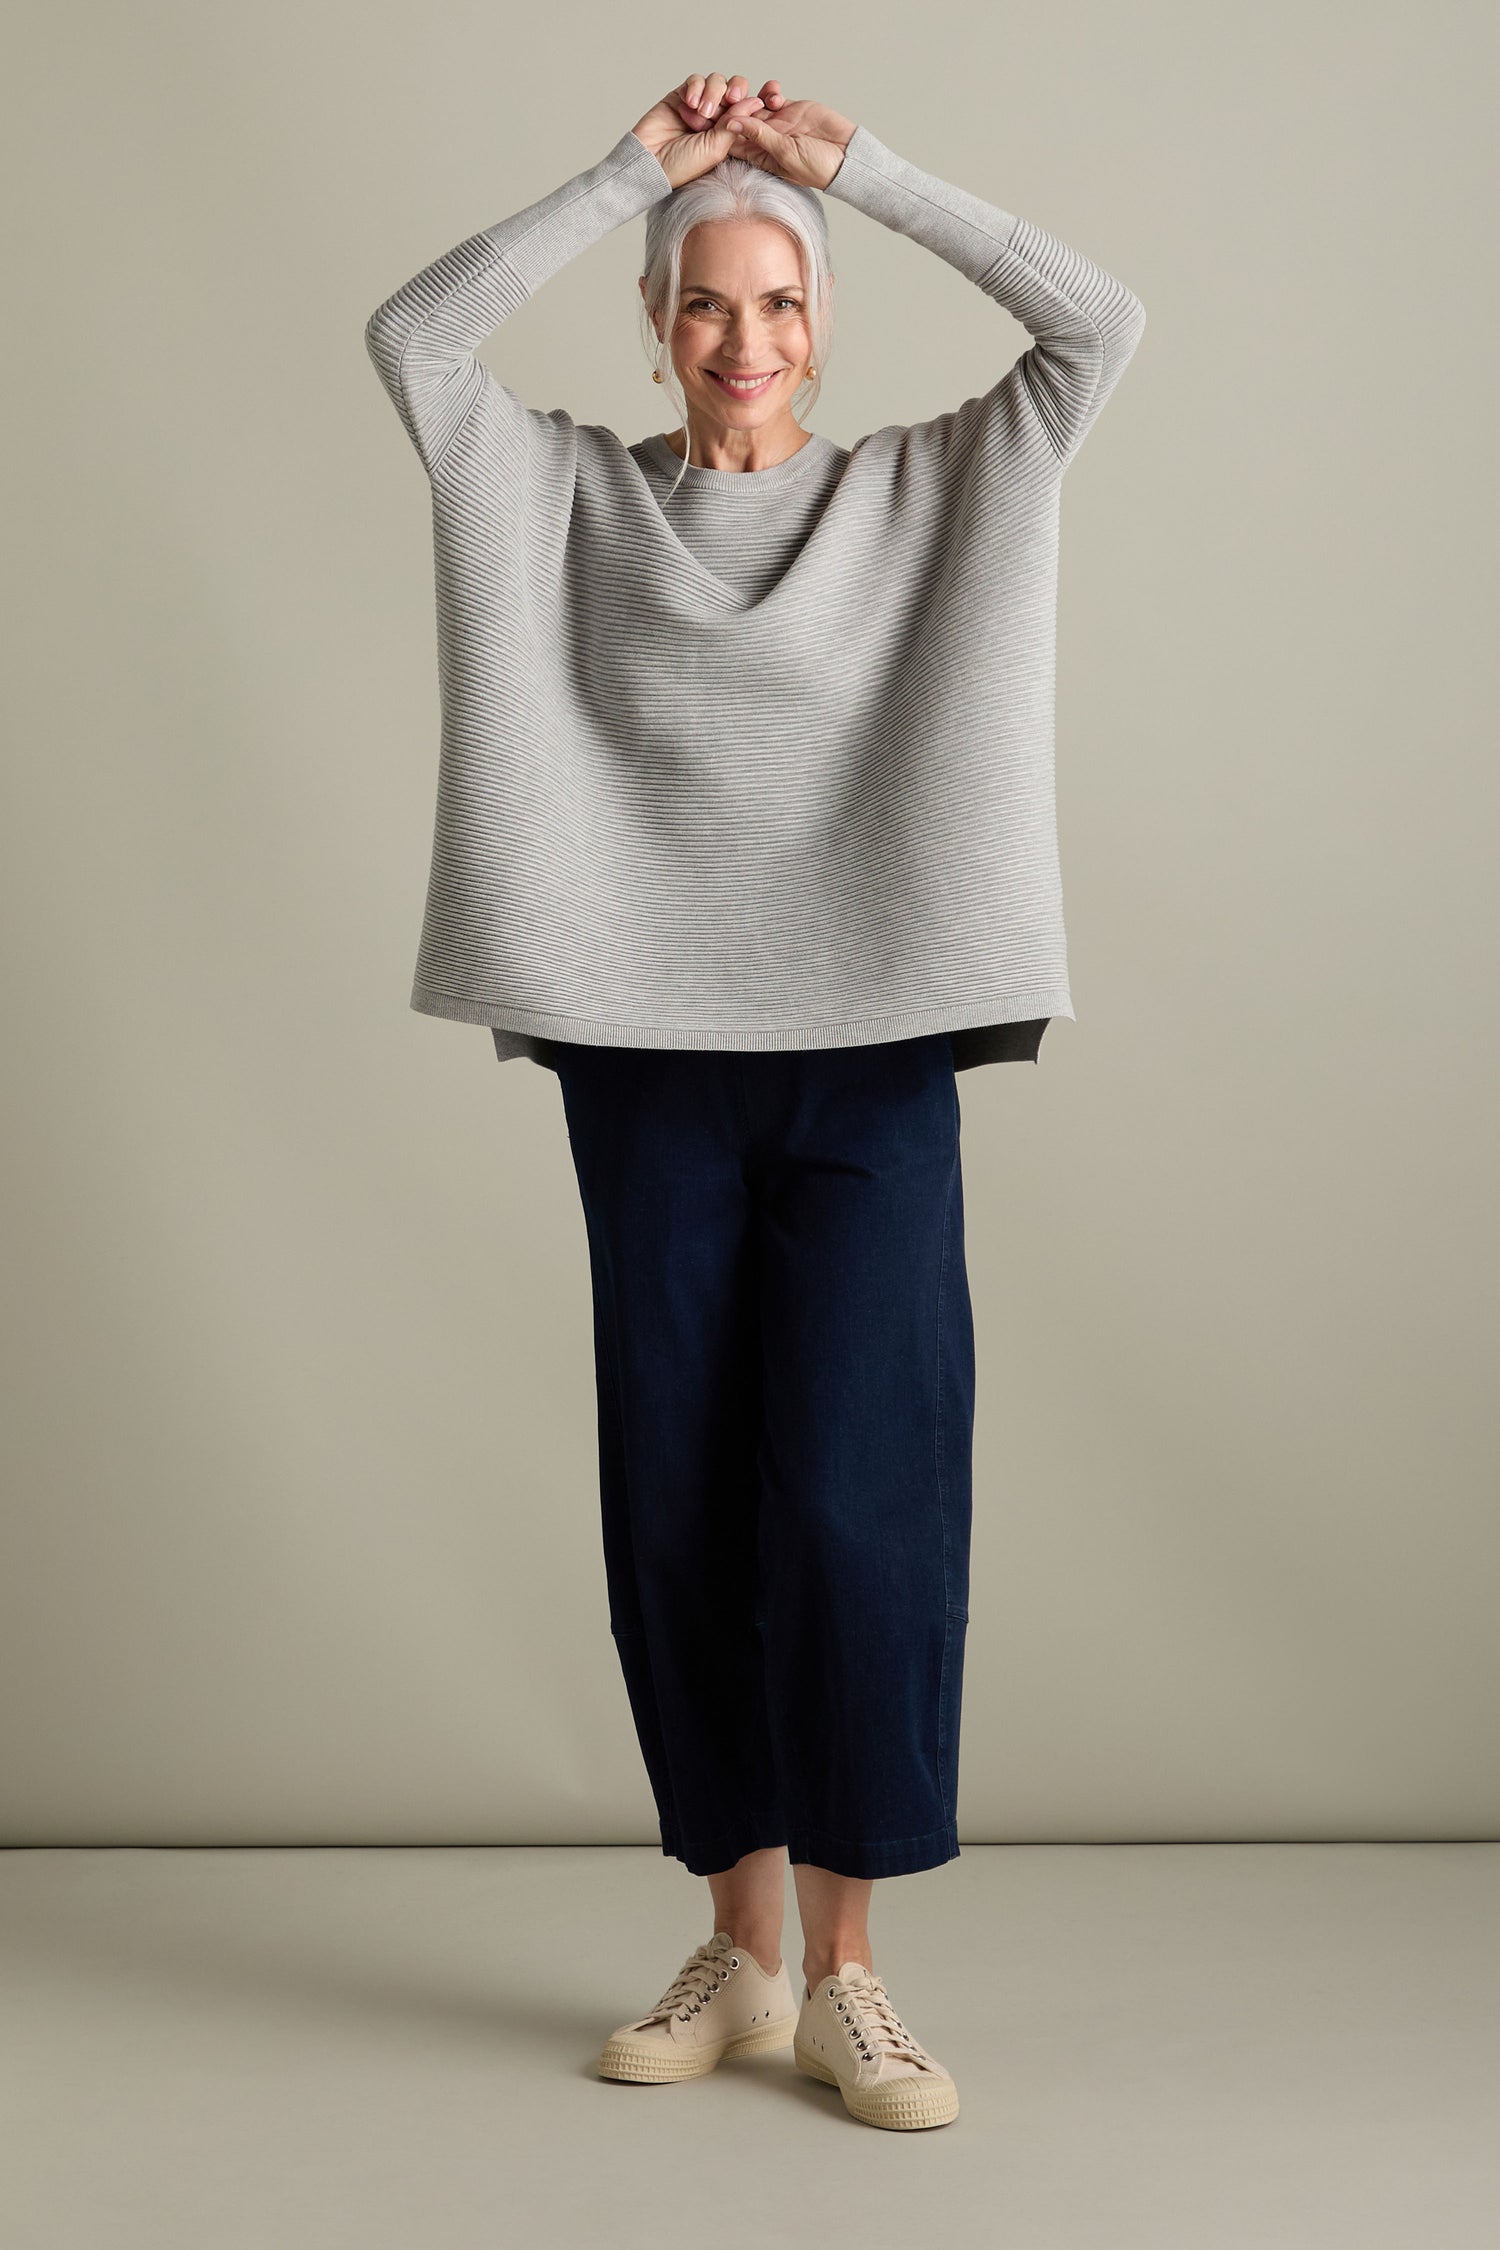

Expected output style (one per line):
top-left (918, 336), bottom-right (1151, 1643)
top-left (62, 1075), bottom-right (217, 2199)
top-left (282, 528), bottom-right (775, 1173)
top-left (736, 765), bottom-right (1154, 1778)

top-left (729, 1956), bottom-right (740, 1968)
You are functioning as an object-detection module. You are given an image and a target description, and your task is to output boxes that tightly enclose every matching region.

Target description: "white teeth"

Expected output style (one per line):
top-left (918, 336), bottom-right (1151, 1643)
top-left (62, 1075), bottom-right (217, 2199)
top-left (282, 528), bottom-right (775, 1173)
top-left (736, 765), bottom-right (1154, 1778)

top-left (713, 372), bottom-right (776, 390)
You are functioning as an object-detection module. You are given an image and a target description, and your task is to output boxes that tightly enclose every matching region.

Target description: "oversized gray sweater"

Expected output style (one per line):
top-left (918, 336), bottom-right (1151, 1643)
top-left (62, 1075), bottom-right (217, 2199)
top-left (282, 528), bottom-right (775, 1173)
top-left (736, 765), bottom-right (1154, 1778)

top-left (364, 123), bottom-right (1145, 1073)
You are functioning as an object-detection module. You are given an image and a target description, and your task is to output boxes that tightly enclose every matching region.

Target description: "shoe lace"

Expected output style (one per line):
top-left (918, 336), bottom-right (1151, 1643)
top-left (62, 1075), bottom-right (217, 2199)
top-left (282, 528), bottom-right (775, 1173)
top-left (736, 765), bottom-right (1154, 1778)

top-left (648, 1943), bottom-right (737, 2025)
top-left (839, 1973), bottom-right (924, 2063)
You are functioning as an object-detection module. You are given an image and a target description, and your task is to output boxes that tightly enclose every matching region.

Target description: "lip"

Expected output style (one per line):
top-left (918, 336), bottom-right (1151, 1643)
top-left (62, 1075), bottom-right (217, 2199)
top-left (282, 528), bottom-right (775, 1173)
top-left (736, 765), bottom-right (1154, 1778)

top-left (704, 369), bottom-right (782, 394)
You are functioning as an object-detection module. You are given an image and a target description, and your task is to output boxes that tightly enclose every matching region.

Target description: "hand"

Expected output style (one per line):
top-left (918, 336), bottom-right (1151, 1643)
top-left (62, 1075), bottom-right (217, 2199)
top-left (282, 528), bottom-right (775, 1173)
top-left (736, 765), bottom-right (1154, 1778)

top-left (631, 73), bottom-right (776, 189)
top-left (719, 87), bottom-right (857, 191)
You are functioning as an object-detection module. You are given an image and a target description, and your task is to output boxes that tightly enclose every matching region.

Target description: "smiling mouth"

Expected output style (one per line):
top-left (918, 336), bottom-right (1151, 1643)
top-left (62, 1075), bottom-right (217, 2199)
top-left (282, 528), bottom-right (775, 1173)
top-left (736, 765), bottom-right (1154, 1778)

top-left (705, 369), bottom-right (782, 394)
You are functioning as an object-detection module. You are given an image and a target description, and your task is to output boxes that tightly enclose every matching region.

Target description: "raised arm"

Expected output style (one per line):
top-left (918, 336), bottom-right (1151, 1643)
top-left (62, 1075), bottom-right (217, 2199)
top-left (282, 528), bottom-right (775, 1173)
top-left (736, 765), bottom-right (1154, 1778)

top-left (364, 129), bottom-right (674, 485)
top-left (822, 123), bottom-right (1146, 469)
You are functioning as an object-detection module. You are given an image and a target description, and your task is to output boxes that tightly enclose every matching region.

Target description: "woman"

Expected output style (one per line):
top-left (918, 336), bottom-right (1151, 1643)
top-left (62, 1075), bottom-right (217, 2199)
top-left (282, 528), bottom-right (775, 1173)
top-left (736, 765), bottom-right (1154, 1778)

top-left (365, 70), bottom-right (1145, 2132)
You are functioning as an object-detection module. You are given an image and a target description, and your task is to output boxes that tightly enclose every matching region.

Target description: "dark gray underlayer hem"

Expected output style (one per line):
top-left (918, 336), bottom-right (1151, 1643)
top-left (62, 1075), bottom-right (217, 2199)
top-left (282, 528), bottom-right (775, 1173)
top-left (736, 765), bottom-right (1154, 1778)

top-left (409, 984), bottom-right (1068, 1072)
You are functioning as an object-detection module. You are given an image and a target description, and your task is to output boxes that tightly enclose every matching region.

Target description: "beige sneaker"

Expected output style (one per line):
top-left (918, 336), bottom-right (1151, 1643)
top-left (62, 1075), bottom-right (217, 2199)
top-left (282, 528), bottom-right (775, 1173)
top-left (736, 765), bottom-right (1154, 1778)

top-left (794, 1960), bottom-right (960, 2129)
top-left (598, 1929), bottom-right (799, 2083)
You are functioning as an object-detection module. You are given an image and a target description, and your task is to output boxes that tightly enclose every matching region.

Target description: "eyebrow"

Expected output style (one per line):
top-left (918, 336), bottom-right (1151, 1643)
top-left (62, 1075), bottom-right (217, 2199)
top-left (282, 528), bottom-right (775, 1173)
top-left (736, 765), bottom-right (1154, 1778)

top-left (681, 284), bottom-right (805, 296)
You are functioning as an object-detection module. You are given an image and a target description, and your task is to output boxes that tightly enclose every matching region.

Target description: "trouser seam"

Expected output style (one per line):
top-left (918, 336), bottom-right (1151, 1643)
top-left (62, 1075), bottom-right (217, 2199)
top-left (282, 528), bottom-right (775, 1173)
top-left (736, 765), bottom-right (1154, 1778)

top-left (934, 1138), bottom-right (959, 1825)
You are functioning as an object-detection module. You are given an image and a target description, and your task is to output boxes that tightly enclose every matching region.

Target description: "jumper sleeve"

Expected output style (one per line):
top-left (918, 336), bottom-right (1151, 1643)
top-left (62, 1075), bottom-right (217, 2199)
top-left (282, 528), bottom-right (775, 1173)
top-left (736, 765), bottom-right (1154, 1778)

top-left (823, 123), bottom-right (1146, 469)
top-left (364, 129), bottom-right (674, 485)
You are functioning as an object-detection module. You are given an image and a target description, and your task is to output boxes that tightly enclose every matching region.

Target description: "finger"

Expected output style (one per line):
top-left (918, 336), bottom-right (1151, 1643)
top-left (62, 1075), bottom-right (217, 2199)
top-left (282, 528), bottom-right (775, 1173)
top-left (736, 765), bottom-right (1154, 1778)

top-left (682, 74), bottom-right (705, 110)
top-left (679, 77), bottom-right (728, 131)
top-left (700, 70), bottom-right (729, 114)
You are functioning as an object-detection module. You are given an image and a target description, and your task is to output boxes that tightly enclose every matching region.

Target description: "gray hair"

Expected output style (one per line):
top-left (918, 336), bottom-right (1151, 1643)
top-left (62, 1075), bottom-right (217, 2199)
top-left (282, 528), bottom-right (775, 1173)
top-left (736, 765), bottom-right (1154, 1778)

top-left (638, 156), bottom-right (834, 501)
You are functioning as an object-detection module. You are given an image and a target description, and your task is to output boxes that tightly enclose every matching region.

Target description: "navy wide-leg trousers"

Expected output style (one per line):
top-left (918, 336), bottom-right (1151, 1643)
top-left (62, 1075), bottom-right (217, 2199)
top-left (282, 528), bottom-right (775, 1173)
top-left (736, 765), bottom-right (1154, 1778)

top-left (550, 1029), bottom-right (976, 1881)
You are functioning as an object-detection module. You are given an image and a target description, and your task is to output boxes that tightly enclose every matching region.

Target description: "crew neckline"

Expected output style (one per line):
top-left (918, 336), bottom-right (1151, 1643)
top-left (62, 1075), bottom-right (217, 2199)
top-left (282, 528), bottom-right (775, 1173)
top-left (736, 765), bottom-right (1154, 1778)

top-left (639, 429), bottom-right (835, 492)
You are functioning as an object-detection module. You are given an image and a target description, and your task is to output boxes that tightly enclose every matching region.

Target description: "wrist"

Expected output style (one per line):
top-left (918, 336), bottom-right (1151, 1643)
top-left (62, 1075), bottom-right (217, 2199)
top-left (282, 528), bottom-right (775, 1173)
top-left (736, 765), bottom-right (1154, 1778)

top-left (822, 117), bottom-right (858, 183)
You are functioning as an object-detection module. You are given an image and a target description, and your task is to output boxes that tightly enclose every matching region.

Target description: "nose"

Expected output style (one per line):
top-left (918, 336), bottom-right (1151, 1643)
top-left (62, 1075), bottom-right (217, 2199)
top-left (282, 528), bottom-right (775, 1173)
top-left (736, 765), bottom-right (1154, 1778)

top-left (722, 326), bottom-right (773, 365)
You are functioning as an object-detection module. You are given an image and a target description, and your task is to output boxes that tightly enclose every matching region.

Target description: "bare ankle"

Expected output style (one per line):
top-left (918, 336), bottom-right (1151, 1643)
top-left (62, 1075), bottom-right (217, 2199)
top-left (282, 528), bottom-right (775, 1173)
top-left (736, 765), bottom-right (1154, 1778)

top-left (802, 1943), bottom-right (873, 1987)
top-left (714, 1929), bottom-right (783, 1977)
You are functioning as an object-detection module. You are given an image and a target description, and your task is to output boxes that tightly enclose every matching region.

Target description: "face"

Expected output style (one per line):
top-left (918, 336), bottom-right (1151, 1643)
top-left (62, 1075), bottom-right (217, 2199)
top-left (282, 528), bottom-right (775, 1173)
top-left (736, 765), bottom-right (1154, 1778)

top-left (644, 217), bottom-right (816, 439)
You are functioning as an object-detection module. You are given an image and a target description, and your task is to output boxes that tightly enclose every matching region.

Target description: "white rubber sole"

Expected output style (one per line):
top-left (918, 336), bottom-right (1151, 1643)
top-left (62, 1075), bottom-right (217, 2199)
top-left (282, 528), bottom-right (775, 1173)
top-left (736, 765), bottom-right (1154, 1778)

top-left (598, 2010), bottom-right (799, 2083)
top-left (793, 2039), bottom-right (960, 2129)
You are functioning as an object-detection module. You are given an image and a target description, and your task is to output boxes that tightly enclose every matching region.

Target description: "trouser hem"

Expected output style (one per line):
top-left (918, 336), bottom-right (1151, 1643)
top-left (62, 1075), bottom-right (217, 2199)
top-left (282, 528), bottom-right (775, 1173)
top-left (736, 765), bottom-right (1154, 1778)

top-left (785, 1822), bottom-right (961, 1879)
top-left (660, 1818), bottom-right (961, 1881)
top-left (659, 1815), bottom-right (790, 1879)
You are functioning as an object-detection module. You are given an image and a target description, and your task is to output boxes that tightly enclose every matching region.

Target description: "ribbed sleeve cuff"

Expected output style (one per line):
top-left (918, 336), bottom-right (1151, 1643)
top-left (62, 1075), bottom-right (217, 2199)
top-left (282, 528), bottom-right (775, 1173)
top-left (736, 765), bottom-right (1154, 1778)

top-left (823, 123), bottom-right (1020, 282)
top-left (602, 128), bottom-right (676, 201)
top-left (501, 129), bottom-right (676, 293)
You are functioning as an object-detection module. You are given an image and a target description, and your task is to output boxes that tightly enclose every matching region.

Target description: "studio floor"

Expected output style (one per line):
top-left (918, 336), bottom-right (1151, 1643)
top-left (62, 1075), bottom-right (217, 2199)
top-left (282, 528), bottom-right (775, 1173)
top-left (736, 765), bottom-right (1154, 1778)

top-left (2, 1841), bottom-right (1495, 2249)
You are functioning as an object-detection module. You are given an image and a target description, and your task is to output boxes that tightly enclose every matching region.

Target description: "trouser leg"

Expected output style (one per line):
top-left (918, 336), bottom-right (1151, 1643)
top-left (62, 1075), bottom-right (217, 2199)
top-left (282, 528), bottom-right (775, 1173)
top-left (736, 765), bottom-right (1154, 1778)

top-left (748, 1031), bottom-right (975, 1880)
top-left (552, 1043), bottom-right (784, 1877)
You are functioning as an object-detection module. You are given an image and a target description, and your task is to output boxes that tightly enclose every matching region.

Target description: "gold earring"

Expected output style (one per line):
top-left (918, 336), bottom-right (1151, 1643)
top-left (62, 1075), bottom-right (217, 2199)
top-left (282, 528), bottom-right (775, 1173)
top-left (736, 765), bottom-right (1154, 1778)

top-left (652, 369), bottom-right (663, 382)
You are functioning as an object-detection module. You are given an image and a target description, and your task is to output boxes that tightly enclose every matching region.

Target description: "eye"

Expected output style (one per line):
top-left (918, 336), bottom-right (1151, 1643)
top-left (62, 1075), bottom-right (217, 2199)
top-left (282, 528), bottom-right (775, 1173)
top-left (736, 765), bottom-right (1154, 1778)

top-left (683, 296), bottom-right (804, 314)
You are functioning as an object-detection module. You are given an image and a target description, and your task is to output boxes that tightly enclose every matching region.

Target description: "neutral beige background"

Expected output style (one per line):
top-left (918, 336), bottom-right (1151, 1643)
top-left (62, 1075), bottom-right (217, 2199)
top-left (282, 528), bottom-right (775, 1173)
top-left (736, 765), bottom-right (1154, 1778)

top-left (3, 0), bottom-right (1495, 1847)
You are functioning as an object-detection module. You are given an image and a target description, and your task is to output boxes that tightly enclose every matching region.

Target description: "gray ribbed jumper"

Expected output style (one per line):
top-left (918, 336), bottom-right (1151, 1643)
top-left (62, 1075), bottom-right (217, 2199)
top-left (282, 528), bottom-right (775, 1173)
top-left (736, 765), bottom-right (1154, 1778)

top-left (364, 123), bottom-right (1145, 1071)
